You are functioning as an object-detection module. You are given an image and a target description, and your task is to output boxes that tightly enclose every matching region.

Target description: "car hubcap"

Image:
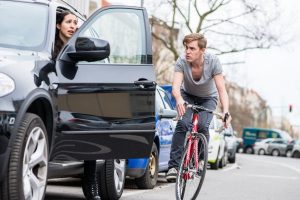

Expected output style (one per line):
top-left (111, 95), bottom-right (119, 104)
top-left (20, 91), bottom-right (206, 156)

top-left (114, 159), bottom-right (125, 193)
top-left (149, 153), bottom-right (156, 177)
top-left (23, 127), bottom-right (48, 200)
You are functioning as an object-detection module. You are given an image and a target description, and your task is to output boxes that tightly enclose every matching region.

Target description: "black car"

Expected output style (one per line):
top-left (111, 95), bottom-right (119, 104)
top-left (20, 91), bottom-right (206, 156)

top-left (0, 1), bottom-right (156, 199)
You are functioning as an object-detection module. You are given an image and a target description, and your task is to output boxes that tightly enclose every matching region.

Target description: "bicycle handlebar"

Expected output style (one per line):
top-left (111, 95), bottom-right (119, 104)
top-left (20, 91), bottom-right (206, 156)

top-left (173, 103), bottom-right (223, 121)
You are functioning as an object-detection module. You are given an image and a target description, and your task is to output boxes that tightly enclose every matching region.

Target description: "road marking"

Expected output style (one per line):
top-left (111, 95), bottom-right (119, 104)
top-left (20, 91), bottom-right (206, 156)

top-left (264, 161), bottom-right (300, 175)
top-left (235, 173), bottom-right (299, 180)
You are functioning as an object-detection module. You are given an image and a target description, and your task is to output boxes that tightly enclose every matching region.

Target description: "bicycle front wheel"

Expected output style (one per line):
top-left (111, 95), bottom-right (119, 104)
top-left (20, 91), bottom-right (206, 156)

top-left (175, 133), bottom-right (208, 200)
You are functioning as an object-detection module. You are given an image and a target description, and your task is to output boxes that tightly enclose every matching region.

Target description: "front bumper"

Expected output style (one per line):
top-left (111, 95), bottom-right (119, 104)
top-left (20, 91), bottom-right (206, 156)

top-left (0, 112), bottom-right (17, 182)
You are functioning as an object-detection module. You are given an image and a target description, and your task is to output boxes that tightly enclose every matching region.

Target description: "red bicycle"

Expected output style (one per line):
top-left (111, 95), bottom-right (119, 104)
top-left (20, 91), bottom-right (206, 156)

top-left (175, 103), bottom-right (224, 200)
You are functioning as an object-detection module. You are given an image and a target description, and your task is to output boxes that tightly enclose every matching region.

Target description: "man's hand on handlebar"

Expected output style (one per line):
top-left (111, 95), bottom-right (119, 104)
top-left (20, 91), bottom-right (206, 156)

top-left (176, 98), bottom-right (186, 117)
top-left (222, 112), bottom-right (231, 128)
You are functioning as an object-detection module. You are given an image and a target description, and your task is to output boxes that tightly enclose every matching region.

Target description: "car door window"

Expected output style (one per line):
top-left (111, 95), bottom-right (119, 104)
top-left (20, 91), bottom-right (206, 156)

top-left (157, 89), bottom-right (173, 110)
top-left (156, 89), bottom-right (165, 113)
top-left (258, 131), bottom-right (268, 139)
top-left (78, 8), bottom-right (146, 64)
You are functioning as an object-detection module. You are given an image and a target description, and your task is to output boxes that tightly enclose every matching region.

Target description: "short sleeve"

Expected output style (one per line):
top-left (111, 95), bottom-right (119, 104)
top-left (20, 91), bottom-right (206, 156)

top-left (212, 56), bottom-right (223, 76)
top-left (174, 56), bottom-right (184, 73)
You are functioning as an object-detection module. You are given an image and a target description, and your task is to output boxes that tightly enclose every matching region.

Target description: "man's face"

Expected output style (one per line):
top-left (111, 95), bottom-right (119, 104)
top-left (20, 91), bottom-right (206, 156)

top-left (184, 40), bottom-right (205, 63)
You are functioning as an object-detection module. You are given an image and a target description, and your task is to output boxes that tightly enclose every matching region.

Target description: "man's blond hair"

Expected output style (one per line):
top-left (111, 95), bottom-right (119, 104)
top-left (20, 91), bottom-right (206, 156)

top-left (183, 33), bottom-right (207, 49)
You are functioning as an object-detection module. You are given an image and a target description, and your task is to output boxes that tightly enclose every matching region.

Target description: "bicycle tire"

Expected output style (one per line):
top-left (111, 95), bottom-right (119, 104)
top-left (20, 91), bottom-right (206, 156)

top-left (175, 133), bottom-right (208, 200)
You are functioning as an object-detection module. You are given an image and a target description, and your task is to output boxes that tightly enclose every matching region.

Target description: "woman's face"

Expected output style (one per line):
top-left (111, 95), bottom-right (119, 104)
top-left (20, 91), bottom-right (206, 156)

top-left (57, 14), bottom-right (78, 42)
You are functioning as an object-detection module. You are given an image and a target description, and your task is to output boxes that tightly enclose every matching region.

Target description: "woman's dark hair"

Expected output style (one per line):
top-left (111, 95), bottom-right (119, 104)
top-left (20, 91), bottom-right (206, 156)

top-left (53, 10), bottom-right (75, 59)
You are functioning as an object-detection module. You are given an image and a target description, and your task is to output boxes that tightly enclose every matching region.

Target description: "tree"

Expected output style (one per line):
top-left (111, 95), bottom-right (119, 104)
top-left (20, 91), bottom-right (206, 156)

top-left (151, 0), bottom-right (281, 62)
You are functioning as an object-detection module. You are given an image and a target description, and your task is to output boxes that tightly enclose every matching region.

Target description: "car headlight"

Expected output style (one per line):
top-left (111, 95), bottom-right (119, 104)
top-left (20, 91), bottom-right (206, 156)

top-left (0, 73), bottom-right (15, 97)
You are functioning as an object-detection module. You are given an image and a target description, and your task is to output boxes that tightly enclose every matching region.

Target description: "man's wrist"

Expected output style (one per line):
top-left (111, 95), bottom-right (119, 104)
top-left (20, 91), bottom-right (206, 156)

top-left (224, 112), bottom-right (230, 116)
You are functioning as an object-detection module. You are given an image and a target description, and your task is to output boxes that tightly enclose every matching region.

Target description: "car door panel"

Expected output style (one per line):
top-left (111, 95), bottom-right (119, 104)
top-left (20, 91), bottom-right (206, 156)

top-left (51, 6), bottom-right (155, 161)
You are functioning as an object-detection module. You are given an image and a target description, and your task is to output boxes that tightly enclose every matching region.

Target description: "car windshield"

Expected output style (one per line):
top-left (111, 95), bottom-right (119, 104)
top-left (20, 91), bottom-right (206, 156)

top-left (0, 1), bottom-right (48, 50)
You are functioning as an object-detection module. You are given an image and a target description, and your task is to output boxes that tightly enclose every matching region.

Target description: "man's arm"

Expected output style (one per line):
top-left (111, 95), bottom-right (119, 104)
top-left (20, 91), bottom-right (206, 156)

top-left (172, 72), bottom-right (185, 116)
top-left (214, 74), bottom-right (231, 126)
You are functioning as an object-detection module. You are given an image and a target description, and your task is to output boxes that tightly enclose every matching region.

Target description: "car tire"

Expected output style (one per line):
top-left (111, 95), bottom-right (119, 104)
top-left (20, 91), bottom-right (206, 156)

top-left (210, 149), bottom-right (220, 170)
top-left (228, 155), bottom-right (236, 163)
top-left (292, 151), bottom-right (300, 158)
top-left (135, 143), bottom-right (159, 189)
top-left (99, 159), bottom-right (126, 200)
top-left (245, 147), bottom-right (253, 154)
top-left (286, 150), bottom-right (292, 157)
top-left (228, 152), bottom-right (236, 163)
top-left (272, 149), bottom-right (280, 157)
top-left (258, 149), bottom-right (265, 155)
top-left (219, 150), bottom-right (228, 168)
top-left (0, 113), bottom-right (48, 200)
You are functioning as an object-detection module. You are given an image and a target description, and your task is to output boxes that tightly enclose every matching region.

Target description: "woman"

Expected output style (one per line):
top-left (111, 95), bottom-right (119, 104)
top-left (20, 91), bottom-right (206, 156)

top-left (53, 10), bottom-right (78, 59)
top-left (54, 10), bottom-right (101, 200)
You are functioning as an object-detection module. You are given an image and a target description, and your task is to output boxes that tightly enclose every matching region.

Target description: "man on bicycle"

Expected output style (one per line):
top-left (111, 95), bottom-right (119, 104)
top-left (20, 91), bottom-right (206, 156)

top-left (166, 33), bottom-right (231, 182)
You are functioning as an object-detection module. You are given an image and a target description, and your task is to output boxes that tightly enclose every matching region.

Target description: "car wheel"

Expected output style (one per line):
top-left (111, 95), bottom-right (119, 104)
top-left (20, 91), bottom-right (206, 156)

top-left (228, 152), bottom-right (236, 163)
top-left (228, 154), bottom-right (236, 163)
top-left (135, 143), bottom-right (159, 189)
top-left (219, 150), bottom-right (228, 168)
top-left (286, 150), bottom-right (292, 157)
top-left (245, 147), bottom-right (253, 154)
top-left (210, 149), bottom-right (220, 170)
top-left (258, 149), bottom-right (265, 155)
top-left (99, 159), bottom-right (126, 200)
top-left (1, 113), bottom-right (48, 200)
top-left (272, 149), bottom-right (280, 157)
top-left (292, 151), bottom-right (300, 158)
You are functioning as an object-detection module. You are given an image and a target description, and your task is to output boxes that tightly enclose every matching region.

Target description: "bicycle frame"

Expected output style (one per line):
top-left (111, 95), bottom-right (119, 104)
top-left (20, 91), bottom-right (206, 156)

top-left (182, 112), bottom-right (200, 180)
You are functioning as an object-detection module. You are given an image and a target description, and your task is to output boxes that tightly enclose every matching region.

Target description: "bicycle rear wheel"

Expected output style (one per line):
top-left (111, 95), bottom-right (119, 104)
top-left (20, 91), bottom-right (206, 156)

top-left (175, 133), bottom-right (208, 200)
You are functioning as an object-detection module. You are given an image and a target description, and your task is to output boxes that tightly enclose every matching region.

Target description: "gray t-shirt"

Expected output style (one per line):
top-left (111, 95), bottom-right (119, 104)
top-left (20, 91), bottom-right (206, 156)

top-left (174, 52), bottom-right (223, 97)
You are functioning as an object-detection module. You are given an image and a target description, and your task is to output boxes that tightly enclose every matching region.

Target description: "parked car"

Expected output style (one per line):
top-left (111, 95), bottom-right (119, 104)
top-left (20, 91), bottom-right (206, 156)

top-left (291, 141), bottom-right (300, 158)
top-left (266, 139), bottom-right (289, 156)
top-left (0, 1), bottom-right (156, 200)
top-left (242, 127), bottom-right (292, 154)
top-left (208, 116), bottom-right (228, 169)
top-left (222, 125), bottom-right (238, 163)
top-left (126, 86), bottom-right (177, 189)
top-left (253, 138), bottom-right (275, 155)
top-left (286, 140), bottom-right (300, 157)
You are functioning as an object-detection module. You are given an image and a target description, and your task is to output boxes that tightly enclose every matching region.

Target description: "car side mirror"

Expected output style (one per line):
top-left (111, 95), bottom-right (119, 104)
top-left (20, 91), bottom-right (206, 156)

top-left (68, 37), bottom-right (110, 62)
top-left (158, 108), bottom-right (177, 119)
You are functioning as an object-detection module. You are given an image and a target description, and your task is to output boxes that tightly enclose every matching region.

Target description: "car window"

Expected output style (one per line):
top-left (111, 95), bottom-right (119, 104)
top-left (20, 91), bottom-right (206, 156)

top-left (157, 89), bottom-right (173, 110)
top-left (155, 89), bottom-right (164, 113)
top-left (0, 1), bottom-right (48, 50)
top-left (78, 8), bottom-right (146, 64)
top-left (257, 131), bottom-right (268, 139)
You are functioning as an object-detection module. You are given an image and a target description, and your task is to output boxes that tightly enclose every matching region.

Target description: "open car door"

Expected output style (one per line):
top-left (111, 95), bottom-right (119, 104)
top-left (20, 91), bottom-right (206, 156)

top-left (51, 6), bottom-right (156, 161)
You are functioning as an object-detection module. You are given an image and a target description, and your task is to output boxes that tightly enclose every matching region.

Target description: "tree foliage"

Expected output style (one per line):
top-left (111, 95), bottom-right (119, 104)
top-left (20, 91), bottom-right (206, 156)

top-left (151, 0), bottom-right (280, 60)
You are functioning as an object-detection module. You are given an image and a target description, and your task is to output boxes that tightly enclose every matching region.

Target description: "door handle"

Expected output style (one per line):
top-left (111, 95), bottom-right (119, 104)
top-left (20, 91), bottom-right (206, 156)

top-left (134, 80), bottom-right (156, 88)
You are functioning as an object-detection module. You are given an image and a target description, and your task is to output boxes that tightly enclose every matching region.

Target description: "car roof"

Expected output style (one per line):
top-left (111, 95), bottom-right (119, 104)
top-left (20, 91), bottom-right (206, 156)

top-left (9, 0), bottom-right (85, 18)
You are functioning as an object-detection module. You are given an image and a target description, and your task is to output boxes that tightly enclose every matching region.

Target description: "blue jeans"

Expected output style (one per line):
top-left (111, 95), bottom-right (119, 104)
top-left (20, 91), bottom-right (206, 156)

top-left (168, 91), bottom-right (217, 170)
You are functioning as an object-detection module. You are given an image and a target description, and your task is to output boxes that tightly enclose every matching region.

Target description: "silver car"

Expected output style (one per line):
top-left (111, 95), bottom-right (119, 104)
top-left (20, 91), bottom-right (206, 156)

top-left (254, 138), bottom-right (275, 155)
top-left (266, 139), bottom-right (289, 156)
